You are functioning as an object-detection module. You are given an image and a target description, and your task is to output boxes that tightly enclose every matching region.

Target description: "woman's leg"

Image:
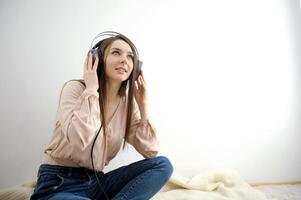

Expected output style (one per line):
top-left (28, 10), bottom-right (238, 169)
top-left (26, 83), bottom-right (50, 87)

top-left (93, 156), bottom-right (173, 200)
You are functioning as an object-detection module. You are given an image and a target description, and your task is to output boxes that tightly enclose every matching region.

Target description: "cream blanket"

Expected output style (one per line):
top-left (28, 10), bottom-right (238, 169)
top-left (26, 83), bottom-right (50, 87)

top-left (151, 170), bottom-right (268, 200)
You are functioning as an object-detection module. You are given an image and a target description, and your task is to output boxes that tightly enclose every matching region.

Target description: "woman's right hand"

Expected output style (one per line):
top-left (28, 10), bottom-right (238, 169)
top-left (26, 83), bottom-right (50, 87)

top-left (83, 52), bottom-right (99, 91)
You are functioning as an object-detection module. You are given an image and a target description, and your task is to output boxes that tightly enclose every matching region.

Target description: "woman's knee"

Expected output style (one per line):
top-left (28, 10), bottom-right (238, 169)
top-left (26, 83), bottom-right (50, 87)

top-left (153, 156), bottom-right (173, 178)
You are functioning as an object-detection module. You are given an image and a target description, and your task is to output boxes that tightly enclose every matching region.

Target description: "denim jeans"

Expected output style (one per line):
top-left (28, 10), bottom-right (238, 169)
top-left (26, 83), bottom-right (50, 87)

top-left (30, 156), bottom-right (173, 200)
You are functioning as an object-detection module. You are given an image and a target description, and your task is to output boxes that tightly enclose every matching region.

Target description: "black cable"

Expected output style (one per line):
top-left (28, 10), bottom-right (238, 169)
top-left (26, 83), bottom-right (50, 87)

top-left (90, 124), bottom-right (110, 200)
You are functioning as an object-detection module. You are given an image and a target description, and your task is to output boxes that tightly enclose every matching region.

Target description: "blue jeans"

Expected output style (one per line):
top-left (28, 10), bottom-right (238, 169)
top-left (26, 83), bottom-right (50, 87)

top-left (30, 156), bottom-right (173, 200)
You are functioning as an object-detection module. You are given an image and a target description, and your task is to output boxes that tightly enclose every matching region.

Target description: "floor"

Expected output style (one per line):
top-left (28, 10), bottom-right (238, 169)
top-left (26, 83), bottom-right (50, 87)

top-left (255, 184), bottom-right (301, 200)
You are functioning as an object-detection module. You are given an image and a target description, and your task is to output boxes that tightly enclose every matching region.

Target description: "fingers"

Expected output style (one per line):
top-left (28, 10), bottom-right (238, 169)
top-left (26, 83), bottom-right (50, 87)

top-left (135, 75), bottom-right (146, 93)
top-left (137, 71), bottom-right (146, 87)
top-left (92, 55), bottom-right (99, 71)
top-left (88, 52), bottom-right (93, 71)
top-left (84, 52), bottom-right (98, 72)
top-left (84, 53), bottom-right (89, 72)
top-left (134, 80), bottom-right (139, 91)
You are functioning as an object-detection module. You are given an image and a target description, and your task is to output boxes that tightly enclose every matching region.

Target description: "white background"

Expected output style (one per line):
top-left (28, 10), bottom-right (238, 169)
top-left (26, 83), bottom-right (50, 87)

top-left (0, 0), bottom-right (300, 188)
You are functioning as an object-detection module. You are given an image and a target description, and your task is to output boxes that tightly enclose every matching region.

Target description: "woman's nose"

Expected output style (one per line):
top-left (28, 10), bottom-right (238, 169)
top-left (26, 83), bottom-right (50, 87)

top-left (120, 54), bottom-right (127, 63)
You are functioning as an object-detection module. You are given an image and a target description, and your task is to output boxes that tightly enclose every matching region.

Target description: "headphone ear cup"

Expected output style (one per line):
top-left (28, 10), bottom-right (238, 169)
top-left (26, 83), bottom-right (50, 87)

top-left (96, 48), bottom-right (103, 62)
top-left (88, 49), bottom-right (98, 65)
top-left (138, 60), bottom-right (142, 74)
top-left (134, 60), bottom-right (143, 80)
top-left (95, 48), bottom-right (104, 78)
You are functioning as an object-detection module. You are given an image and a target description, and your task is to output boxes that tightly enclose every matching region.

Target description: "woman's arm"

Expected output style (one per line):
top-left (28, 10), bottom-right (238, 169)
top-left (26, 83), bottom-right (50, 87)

top-left (126, 73), bottom-right (159, 158)
top-left (56, 52), bottom-right (101, 151)
top-left (125, 99), bottom-right (159, 158)
top-left (58, 80), bottom-right (101, 150)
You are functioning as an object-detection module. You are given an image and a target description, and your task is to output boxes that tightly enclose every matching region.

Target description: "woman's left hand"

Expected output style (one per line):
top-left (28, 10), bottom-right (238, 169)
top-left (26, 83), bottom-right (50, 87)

top-left (134, 71), bottom-right (149, 118)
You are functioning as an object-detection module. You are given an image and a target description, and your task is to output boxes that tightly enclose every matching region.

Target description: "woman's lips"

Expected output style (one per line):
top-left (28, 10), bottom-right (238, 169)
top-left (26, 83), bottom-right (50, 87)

top-left (115, 67), bottom-right (127, 73)
top-left (115, 67), bottom-right (127, 74)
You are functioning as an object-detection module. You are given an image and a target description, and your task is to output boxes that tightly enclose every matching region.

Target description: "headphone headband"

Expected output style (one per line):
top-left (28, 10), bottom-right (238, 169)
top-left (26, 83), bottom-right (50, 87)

top-left (90, 31), bottom-right (140, 59)
top-left (90, 31), bottom-right (125, 50)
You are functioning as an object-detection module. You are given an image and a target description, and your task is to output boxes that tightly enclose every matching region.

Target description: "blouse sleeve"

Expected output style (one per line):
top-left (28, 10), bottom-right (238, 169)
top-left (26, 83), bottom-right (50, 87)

top-left (125, 99), bottom-right (159, 158)
top-left (57, 80), bottom-right (101, 150)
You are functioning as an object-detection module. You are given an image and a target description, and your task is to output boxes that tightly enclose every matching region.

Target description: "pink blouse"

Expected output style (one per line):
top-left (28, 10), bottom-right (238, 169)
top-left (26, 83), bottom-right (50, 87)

top-left (44, 80), bottom-right (159, 171)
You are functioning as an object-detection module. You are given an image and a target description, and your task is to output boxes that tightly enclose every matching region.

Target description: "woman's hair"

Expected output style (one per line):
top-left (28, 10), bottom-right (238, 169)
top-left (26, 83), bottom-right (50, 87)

top-left (80, 35), bottom-right (140, 149)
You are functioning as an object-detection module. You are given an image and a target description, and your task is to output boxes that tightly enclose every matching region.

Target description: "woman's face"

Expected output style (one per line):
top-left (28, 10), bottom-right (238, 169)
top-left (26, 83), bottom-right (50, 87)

top-left (104, 39), bottom-right (134, 83)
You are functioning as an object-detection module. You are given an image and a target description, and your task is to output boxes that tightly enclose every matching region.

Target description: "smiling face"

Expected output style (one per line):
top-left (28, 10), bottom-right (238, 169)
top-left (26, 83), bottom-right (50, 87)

top-left (103, 39), bottom-right (134, 83)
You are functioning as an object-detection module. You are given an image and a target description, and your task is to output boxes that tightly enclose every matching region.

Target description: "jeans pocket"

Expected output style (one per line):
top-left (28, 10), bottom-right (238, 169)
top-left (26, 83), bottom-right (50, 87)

top-left (34, 173), bottom-right (64, 196)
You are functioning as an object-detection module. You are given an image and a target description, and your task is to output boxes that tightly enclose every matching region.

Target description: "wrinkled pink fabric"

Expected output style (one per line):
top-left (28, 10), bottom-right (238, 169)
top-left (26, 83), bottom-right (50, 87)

top-left (44, 80), bottom-right (159, 171)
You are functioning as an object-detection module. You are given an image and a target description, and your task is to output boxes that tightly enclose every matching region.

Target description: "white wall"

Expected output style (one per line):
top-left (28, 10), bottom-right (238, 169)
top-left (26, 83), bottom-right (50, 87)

top-left (0, 0), bottom-right (300, 188)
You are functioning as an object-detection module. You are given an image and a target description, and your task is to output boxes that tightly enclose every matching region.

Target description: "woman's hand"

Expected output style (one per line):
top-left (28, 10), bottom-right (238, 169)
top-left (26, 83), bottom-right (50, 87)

top-left (83, 52), bottom-right (99, 91)
top-left (134, 71), bottom-right (149, 120)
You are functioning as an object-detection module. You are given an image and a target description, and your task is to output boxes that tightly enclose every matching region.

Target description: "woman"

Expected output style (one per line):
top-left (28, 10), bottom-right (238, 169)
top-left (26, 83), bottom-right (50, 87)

top-left (30, 32), bottom-right (173, 200)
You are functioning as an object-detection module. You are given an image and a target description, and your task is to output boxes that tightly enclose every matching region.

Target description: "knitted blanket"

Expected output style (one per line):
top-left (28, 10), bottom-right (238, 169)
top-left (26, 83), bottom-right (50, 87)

top-left (151, 170), bottom-right (268, 200)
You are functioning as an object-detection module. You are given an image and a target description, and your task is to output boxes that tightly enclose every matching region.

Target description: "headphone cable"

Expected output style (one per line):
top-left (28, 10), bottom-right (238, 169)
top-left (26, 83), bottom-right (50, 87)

top-left (90, 124), bottom-right (111, 200)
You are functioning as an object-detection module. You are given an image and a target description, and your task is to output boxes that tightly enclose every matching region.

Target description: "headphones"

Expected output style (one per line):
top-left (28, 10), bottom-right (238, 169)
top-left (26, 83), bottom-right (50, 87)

top-left (88, 31), bottom-right (143, 80)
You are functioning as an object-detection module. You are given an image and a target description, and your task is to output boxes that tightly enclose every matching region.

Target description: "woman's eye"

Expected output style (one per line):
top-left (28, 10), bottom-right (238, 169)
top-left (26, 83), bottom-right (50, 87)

top-left (127, 55), bottom-right (134, 59)
top-left (112, 51), bottom-right (120, 55)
